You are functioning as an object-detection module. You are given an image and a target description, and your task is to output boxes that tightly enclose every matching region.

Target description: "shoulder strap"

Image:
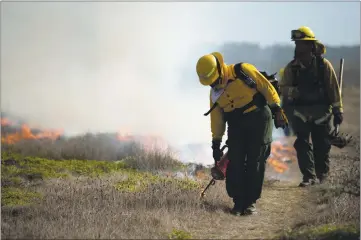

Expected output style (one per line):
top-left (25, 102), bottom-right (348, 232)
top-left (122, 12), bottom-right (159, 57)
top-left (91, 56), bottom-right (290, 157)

top-left (289, 60), bottom-right (299, 87)
top-left (316, 55), bottom-right (325, 82)
top-left (316, 55), bottom-right (330, 102)
top-left (233, 63), bottom-right (257, 89)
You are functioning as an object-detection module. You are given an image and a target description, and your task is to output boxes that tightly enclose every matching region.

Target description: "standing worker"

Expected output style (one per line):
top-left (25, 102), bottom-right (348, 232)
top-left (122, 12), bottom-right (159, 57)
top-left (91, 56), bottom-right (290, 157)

top-left (279, 26), bottom-right (343, 187)
top-left (196, 52), bottom-right (288, 215)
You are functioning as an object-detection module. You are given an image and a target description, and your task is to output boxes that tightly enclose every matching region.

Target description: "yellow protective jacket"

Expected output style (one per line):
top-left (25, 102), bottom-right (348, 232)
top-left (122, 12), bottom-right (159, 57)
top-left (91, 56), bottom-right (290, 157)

top-left (279, 57), bottom-right (343, 123)
top-left (210, 63), bottom-right (281, 141)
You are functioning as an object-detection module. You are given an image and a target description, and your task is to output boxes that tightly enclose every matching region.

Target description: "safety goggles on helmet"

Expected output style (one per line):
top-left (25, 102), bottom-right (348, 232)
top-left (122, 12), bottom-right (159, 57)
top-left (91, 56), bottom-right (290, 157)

top-left (210, 56), bottom-right (223, 88)
top-left (291, 30), bottom-right (315, 40)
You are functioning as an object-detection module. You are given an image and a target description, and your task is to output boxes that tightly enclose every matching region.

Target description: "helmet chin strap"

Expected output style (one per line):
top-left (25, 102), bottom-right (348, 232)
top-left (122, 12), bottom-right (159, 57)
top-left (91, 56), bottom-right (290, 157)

top-left (222, 66), bottom-right (229, 83)
top-left (213, 55), bottom-right (228, 85)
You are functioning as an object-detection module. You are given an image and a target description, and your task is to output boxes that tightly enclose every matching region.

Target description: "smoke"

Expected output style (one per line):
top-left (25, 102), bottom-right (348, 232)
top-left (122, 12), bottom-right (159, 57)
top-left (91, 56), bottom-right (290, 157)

top-left (1, 2), bottom-right (223, 147)
top-left (0, 2), bottom-right (312, 165)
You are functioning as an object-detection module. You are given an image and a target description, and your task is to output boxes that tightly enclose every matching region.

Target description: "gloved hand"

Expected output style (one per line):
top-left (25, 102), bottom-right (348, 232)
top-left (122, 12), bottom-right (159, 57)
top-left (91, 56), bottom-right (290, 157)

top-left (333, 112), bottom-right (343, 127)
top-left (212, 140), bottom-right (223, 163)
top-left (271, 106), bottom-right (289, 129)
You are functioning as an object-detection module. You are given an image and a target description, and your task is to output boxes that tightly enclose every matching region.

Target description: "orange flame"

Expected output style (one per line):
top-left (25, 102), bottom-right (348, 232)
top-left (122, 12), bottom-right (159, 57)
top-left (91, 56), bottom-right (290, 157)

top-left (1, 118), bottom-right (63, 144)
top-left (1, 116), bottom-right (296, 175)
top-left (267, 139), bottom-right (296, 173)
top-left (116, 128), bottom-right (171, 153)
top-left (1, 118), bottom-right (12, 126)
top-left (195, 170), bottom-right (207, 180)
top-left (116, 132), bottom-right (135, 142)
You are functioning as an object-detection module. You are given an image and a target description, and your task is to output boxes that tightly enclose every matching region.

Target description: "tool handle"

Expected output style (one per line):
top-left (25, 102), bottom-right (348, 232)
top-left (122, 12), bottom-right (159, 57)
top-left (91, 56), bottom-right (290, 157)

top-left (333, 58), bottom-right (344, 135)
top-left (338, 58), bottom-right (344, 95)
top-left (200, 179), bottom-right (216, 198)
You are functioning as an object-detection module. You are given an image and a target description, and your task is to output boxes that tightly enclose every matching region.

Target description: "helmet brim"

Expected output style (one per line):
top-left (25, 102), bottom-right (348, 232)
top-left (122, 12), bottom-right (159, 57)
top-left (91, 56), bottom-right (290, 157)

top-left (292, 37), bottom-right (318, 41)
top-left (199, 71), bottom-right (220, 86)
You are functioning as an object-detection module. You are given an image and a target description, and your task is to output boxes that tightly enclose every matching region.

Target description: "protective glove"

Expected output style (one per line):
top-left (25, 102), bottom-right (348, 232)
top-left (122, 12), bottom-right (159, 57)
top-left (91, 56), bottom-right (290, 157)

top-left (333, 112), bottom-right (343, 127)
top-left (211, 140), bottom-right (223, 163)
top-left (270, 106), bottom-right (289, 129)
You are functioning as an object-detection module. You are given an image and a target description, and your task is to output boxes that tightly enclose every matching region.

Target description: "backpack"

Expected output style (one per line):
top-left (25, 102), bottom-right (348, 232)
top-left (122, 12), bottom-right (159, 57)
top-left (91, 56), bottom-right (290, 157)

top-left (259, 71), bottom-right (280, 95)
top-left (204, 63), bottom-right (280, 116)
top-left (290, 55), bottom-right (327, 104)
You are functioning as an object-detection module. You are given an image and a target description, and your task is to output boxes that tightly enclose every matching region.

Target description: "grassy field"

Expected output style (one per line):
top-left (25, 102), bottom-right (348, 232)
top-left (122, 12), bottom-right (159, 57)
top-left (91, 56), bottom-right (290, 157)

top-left (1, 87), bottom-right (359, 239)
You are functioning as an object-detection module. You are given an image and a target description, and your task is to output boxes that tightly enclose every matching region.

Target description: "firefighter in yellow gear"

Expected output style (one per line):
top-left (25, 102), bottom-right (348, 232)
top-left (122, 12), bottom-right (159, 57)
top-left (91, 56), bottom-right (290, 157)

top-left (196, 52), bottom-right (288, 216)
top-left (279, 26), bottom-right (343, 187)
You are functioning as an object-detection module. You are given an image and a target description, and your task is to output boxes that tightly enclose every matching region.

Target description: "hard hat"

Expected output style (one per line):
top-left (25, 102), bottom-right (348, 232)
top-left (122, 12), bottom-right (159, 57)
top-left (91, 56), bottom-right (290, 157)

top-left (196, 52), bottom-right (224, 86)
top-left (291, 26), bottom-right (317, 41)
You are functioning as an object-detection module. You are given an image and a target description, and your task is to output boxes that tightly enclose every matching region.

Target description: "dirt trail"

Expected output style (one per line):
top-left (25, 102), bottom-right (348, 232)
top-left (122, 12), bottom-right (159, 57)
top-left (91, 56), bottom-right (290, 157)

top-left (192, 179), bottom-right (309, 239)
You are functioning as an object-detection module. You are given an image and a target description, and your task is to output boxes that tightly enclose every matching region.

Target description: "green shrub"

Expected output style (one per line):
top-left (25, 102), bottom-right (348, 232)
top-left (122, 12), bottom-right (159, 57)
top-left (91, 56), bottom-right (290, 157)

top-left (2, 187), bottom-right (43, 207)
top-left (168, 228), bottom-right (192, 239)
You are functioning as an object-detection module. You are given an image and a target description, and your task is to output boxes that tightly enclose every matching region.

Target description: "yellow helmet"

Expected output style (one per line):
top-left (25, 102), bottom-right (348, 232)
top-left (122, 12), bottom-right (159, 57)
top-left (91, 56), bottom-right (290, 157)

top-left (196, 52), bottom-right (224, 86)
top-left (291, 26), bottom-right (317, 41)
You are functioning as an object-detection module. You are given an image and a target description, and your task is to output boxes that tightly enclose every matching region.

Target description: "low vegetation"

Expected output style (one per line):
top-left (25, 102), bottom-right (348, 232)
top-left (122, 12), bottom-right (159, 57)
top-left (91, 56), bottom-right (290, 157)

top-left (1, 110), bottom-right (360, 239)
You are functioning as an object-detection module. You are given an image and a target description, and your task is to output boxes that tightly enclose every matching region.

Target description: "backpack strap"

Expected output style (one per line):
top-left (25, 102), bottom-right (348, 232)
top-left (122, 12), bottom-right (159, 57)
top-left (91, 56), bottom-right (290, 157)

top-left (290, 60), bottom-right (300, 87)
top-left (316, 55), bottom-right (330, 104)
top-left (316, 55), bottom-right (325, 83)
top-left (233, 63), bottom-right (257, 88)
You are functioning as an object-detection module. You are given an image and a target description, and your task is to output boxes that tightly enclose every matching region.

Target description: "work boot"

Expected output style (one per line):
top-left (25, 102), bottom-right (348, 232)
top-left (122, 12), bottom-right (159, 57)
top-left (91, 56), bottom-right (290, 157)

top-left (230, 204), bottom-right (243, 216)
top-left (230, 199), bottom-right (243, 216)
top-left (242, 203), bottom-right (257, 215)
top-left (318, 174), bottom-right (329, 184)
top-left (298, 178), bottom-right (316, 187)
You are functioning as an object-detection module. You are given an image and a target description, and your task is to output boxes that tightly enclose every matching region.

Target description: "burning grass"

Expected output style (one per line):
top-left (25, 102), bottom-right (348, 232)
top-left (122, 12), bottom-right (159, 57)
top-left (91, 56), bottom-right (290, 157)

top-left (1, 114), bottom-right (301, 176)
top-left (1, 134), bottom-right (182, 172)
top-left (1, 116), bottom-right (182, 172)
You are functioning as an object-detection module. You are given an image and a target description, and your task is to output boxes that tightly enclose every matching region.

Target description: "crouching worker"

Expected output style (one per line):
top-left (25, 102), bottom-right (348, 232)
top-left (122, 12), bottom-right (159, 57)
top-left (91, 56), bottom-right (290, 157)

top-left (196, 52), bottom-right (288, 216)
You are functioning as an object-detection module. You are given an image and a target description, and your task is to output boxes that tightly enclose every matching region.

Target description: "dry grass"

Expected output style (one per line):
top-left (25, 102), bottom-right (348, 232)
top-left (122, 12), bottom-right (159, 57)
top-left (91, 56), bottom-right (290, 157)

top-left (1, 175), bottom-right (212, 239)
top-left (0, 172), bottom-right (309, 239)
top-left (278, 146), bottom-right (360, 239)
